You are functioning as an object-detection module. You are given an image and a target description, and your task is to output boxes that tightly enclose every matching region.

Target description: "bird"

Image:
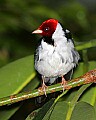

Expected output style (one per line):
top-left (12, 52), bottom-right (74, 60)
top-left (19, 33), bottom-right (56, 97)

top-left (32, 19), bottom-right (80, 95)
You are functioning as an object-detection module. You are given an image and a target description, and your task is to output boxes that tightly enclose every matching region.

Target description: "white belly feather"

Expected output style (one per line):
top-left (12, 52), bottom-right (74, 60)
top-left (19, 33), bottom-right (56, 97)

top-left (35, 40), bottom-right (75, 77)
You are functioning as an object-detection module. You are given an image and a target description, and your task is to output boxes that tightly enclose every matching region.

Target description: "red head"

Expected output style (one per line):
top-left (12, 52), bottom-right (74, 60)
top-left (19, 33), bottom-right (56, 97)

top-left (32, 19), bottom-right (58, 37)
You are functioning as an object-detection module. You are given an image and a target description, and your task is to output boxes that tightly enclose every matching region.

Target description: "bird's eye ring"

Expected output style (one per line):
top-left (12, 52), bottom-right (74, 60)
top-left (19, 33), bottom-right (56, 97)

top-left (44, 27), bottom-right (50, 32)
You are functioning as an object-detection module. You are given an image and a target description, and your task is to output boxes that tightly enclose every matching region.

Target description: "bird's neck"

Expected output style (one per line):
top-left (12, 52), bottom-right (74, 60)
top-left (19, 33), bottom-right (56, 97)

top-left (52, 23), bottom-right (65, 40)
top-left (42, 23), bottom-right (67, 46)
top-left (43, 36), bottom-right (54, 46)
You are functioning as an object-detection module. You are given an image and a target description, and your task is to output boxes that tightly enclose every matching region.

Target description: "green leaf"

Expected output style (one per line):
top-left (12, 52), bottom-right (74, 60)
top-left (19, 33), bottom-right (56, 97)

top-left (22, 75), bottom-right (40, 92)
top-left (72, 61), bottom-right (96, 106)
top-left (0, 55), bottom-right (38, 120)
top-left (35, 99), bottom-right (54, 120)
top-left (26, 99), bottom-right (54, 120)
top-left (94, 101), bottom-right (96, 117)
top-left (80, 85), bottom-right (96, 106)
top-left (0, 106), bottom-right (20, 120)
top-left (26, 108), bottom-right (41, 120)
top-left (73, 61), bottom-right (96, 78)
top-left (0, 55), bottom-right (36, 97)
top-left (49, 101), bottom-right (69, 120)
top-left (65, 84), bottom-right (91, 120)
top-left (71, 102), bottom-right (96, 120)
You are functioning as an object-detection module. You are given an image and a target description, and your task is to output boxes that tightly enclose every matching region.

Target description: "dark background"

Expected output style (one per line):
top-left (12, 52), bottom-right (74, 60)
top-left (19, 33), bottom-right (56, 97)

top-left (0, 0), bottom-right (96, 66)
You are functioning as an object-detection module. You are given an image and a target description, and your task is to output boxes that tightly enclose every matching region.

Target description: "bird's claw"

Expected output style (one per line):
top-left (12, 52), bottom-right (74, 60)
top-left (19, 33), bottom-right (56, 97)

top-left (42, 83), bottom-right (48, 96)
top-left (38, 83), bottom-right (48, 96)
top-left (61, 76), bottom-right (67, 92)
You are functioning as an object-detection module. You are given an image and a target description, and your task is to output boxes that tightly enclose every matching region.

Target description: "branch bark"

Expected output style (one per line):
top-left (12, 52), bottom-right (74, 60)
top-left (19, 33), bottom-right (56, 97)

top-left (0, 69), bottom-right (96, 106)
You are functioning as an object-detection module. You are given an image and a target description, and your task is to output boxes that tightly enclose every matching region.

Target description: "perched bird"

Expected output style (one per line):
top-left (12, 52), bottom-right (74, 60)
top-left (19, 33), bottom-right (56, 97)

top-left (32, 19), bottom-right (80, 94)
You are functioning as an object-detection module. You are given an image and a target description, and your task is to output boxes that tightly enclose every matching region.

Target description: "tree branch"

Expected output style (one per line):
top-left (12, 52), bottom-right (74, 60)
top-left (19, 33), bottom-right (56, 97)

top-left (76, 39), bottom-right (96, 51)
top-left (0, 69), bottom-right (96, 106)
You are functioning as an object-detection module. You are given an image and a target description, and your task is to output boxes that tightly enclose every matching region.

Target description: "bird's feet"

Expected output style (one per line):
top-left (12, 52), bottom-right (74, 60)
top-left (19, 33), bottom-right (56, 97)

top-left (61, 76), bottom-right (67, 91)
top-left (38, 76), bottom-right (48, 96)
top-left (41, 83), bottom-right (48, 96)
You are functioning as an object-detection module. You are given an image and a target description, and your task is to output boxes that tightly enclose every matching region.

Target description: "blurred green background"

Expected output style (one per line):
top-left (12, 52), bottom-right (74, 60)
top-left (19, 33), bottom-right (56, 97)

top-left (0, 0), bottom-right (96, 67)
top-left (0, 1), bottom-right (96, 120)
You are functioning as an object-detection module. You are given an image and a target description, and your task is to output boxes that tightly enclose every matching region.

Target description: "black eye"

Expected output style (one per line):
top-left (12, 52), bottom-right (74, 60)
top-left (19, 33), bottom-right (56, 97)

top-left (44, 27), bottom-right (50, 32)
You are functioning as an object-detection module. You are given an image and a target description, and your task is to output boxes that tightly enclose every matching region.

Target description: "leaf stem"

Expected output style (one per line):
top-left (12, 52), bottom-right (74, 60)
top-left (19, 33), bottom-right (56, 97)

top-left (54, 90), bottom-right (69, 103)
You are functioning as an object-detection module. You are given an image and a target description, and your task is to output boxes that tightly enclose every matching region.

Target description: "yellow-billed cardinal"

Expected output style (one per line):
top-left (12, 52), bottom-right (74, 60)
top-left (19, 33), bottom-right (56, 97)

top-left (32, 19), bottom-right (80, 95)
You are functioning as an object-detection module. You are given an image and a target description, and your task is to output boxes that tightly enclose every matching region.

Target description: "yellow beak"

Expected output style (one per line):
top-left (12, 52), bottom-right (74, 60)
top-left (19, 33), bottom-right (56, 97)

top-left (32, 29), bottom-right (43, 34)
